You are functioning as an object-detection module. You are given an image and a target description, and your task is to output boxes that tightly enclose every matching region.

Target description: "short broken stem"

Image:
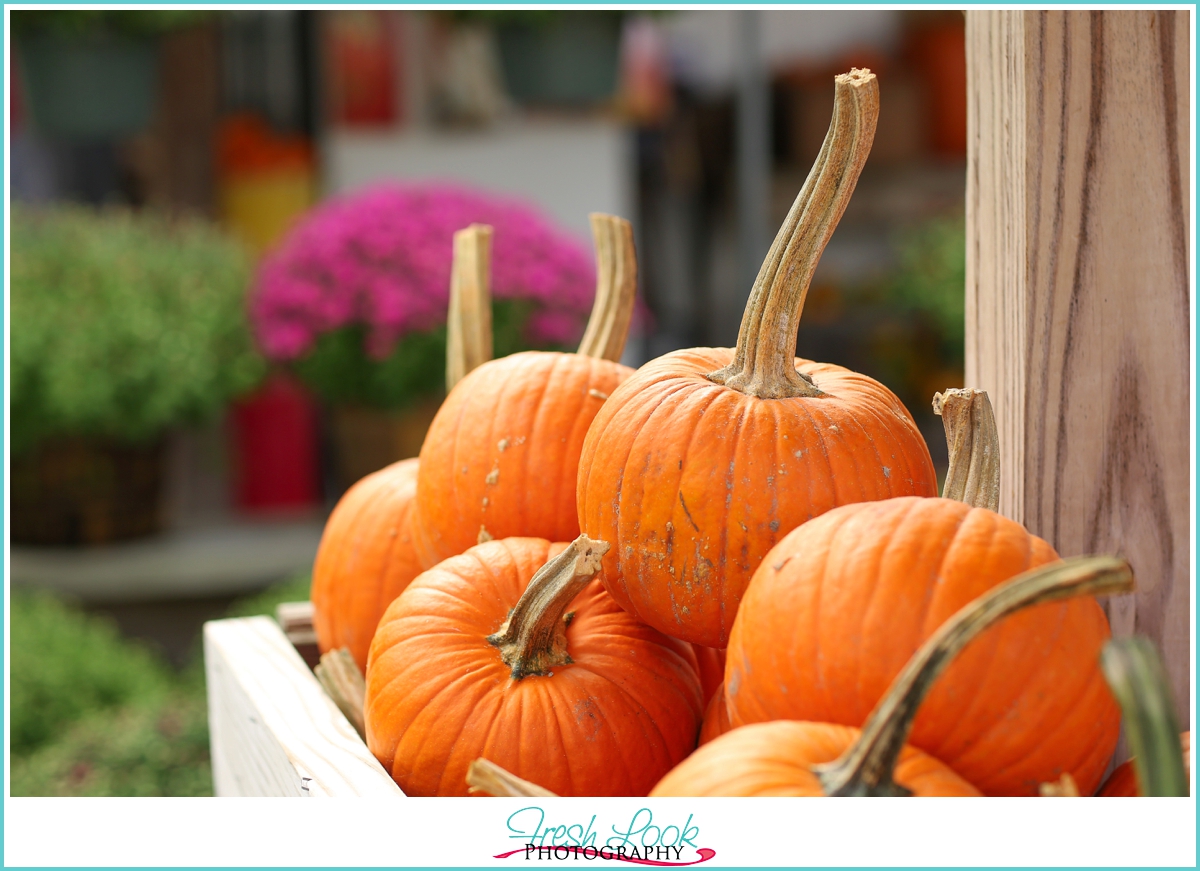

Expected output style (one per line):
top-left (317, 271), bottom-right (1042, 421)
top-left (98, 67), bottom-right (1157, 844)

top-left (933, 388), bottom-right (1000, 511)
top-left (576, 214), bottom-right (638, 362)
top-left (447, 224), bottom-right (494, 391)
top-left (813, 555), bottom-right (1134, 796)
top-left (467, 758), bottom-right (559, 797)
top-left (487, 534), bottom-right (610, 680)
top-left (708, 68), bottom-right (878, 399)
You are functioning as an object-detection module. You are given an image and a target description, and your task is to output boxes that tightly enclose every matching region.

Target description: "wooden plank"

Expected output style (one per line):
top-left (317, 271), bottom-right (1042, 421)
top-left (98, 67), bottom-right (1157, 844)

top-left (966, 10), bottom-right (1191, 726)
top-left (204, 616), bottom-right (404, 797)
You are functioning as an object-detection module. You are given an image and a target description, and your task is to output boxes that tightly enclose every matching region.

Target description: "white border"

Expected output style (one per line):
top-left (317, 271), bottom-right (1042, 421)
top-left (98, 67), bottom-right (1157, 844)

top-left (3, 4), bottom-right (1196, 869)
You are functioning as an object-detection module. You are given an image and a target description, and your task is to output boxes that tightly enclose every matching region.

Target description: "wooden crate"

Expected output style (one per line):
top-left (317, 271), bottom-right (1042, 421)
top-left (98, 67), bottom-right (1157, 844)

top-left (203, 609), bottom-right (404, 797)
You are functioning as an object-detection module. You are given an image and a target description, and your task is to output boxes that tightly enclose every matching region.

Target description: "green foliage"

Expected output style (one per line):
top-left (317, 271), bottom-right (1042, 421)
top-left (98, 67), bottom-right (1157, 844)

top-left (11, 10), bottom-right (212, 39)
top-left (9, 590), bottom-right (172, 754)
top-left (10, 688), bottom-right (213, 797)
top-left (11, 206), bottom-right (265, 455)
top-left (889, 215), bottom-right (966, 359)
top-left (9, 575), bottom-right (313, 795)
top-left (293, 298), bottom-right (539, 410)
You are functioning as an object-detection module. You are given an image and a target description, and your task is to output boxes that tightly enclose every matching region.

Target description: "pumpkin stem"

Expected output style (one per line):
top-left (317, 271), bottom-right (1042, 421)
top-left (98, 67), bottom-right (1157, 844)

top-left (446, 223), bottom-right (494, 391)
top-left (467, 758), bottom-right (559, 797)
top-left (813, 555), bottom-right (1134, 796)
top-left (707, 68), bottom-right (878, 399)
top-left (1099, 637), bottom-right (1188, 797)
top-left (487, 534), bottom-right (610, 680)
top-left (314, 648), bottom-right (366, 740)
top-left (933, 388), bottom-right (1000, 510)
top-left (577, 213), bottom-right (638, 363)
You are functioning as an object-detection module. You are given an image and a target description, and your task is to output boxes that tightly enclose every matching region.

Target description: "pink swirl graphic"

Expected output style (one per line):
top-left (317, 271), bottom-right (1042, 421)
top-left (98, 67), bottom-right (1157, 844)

top-left (492, 846), bottom-right (716, 866)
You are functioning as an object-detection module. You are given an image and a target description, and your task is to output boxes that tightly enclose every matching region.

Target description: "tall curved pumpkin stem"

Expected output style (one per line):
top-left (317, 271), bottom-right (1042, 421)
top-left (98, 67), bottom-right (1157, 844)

top-left (708, 68), bottom-right (878, 400)
top-left (487, 534), bottom-right (610, 679)
top-left (813, 555), bottom-right (1134, 796)
top-left (1100, 637), bottom-right (1188, 797)
top-left (467, 758), bottom-right (559, 797)
top-left (446, 223), bottom-right (494, 391)
top-left (577, 213), bottom-right (638, 363)
top-left (933, 388), bottom-right (1000, 510)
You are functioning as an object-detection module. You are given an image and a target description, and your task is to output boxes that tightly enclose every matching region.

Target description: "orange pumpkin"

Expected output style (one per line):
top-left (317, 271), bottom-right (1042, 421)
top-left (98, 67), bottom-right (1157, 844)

top-left (653, 557), bottom-right (1132, 797)
top-left (310, 225), bottom-right (496, 670)
top-left (414, 215), bottom-right (638, 567)
top-left (724, 393), bottom-right (1121, 797)
top-left (311, 458), bottom-right (421, 670)
top-left (576, 70), bottom-right (935, 648)
top-left (364, 535), bottom-right (704, 796)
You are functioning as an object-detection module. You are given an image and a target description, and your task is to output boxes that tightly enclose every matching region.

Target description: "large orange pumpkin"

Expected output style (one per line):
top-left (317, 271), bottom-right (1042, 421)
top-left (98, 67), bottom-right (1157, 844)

top-left (413, 215), bottom-right (638, 567)
top-left (310, 225), bottom-right (496, 670)
top-left (653, 557), bottom-right (1132, 797)
top-left (364, 535), bottom-right (704, 796)
top-left (724, 501), bottom-right (1120, 796)
top-left (576, 70), bottom-right (935, 648)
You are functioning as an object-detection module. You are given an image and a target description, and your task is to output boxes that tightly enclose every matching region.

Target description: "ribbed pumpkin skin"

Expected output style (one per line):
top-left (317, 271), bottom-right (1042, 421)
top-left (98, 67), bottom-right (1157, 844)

top-left (725, 497), bottom-right (1119, 797)
top-left (651, 721), bottom-right (980, 796)
top-left (577, 348), bottom-right (937, 648)
top-left (364, 537), bottom-right (704, 797)
top-left (415, 352), bottom-right (631, 568)
top-left (311, 458), bottom-right (422, 671)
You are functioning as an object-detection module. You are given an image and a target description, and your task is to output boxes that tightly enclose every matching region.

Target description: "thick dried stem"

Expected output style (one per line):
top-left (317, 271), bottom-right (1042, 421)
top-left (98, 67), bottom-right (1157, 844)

top-left (487, 534), bottom-right (610, 680)
top-left (576, 214), bottom-right (638, 362)
top-left (1100, 637), bottom-right (1188, 797)
top-left (467, 758), bottom-right (559, 797)
top-left (814, 556), bottom-right (1134, 796)
top-left (314, 648), bottom-right (366, 739)
top-left (446, 224), bottom-right (494, 391)
top-left (708, 68), bottom-right (878, 399)
top-left (933, 388), bottom-right (1000, 510)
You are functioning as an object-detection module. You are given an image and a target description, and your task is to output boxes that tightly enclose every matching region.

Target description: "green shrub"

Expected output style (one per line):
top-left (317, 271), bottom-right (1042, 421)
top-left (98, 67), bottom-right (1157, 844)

top-left (225, 573), bottom-right (312, 619)
top-left (11, 206), bottom-right (264, 455)
top-left (10, 590), bottom-right (172, 754)
top-left (889, 215), bottom-right (966, 361)
top-left (9, 688), bottom-right (212, 797)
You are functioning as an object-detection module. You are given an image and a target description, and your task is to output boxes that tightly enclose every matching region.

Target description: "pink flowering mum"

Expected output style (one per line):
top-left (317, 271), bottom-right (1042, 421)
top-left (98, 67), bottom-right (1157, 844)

top-left (251, 184), bottom-right (597, 361)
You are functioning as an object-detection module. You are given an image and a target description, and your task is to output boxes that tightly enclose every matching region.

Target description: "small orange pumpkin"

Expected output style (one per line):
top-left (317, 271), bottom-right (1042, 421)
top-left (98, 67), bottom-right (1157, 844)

top-left (693, 645), bottom-right (725, 707)
top-left (698, 689), bottom-right (733, 747)
top-left (364, 535), bottom-right (703, 796)
top-left (414, 215), bottom-right (638, 567)
top-left (576, 70), bottom-right (935, 648)
top-left (652, 557), bottom-right (1133, 797)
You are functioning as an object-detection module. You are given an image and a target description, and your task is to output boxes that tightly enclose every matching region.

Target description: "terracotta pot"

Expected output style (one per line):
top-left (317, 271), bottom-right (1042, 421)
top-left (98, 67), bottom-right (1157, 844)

top-left (11, 438), bottom-right (166, 546)
top-left (327, 399), bottom-right (442, 492)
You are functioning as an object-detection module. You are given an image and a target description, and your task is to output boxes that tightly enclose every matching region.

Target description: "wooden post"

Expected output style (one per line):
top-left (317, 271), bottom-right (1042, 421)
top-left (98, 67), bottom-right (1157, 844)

top-left (966, 11), bottom-right (1190, 727)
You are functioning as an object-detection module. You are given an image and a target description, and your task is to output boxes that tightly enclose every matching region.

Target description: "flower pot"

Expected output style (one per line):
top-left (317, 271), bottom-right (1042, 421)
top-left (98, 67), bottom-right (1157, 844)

top-left (11, 438), bottom-right (166, 546)
top-left (230, 374), bottom-right (322, 514)
top-left (17, 35), bottom-right (158, 140)
top-left (327, 400), bottom-right (442, 493)
top-left (495, 14), bottom-right (621, 107)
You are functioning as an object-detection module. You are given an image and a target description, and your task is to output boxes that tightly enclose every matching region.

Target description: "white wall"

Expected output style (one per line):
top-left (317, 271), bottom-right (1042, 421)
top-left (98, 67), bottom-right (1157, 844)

top-left (320, 119), bottom-right (634, 243)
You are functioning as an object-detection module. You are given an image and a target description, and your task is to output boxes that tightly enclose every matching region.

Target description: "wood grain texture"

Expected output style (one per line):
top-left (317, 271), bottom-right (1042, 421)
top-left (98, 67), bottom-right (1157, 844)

top-left (204, 616), bottom-right (404, 797)
top-left (966, 10), bottom-right (1191, 726)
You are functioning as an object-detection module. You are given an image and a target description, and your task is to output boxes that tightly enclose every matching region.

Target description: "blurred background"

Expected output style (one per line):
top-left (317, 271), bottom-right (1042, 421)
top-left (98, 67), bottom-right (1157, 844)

top-left (9, 9), bottom-right (966, 794)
